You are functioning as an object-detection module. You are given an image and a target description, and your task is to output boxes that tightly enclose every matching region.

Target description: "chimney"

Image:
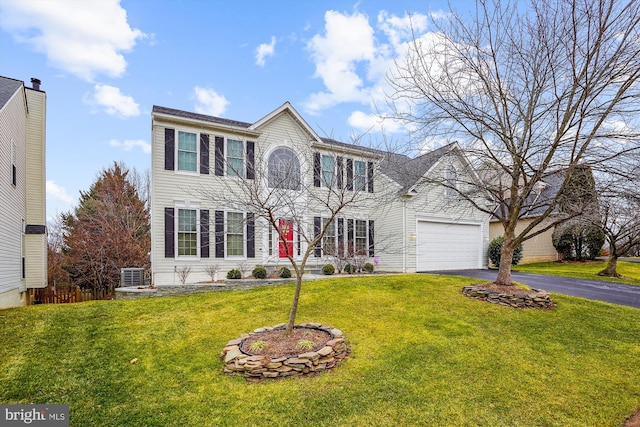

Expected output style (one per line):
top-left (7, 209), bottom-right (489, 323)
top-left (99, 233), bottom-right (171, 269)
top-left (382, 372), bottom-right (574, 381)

top-left (30, 78), bottom-right (41, 91)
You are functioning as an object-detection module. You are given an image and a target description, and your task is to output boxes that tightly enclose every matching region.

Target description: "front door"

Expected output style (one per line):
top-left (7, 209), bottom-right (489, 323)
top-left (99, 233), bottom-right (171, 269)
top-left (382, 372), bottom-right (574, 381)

top-left (278, 219), bottom-right (293, 258)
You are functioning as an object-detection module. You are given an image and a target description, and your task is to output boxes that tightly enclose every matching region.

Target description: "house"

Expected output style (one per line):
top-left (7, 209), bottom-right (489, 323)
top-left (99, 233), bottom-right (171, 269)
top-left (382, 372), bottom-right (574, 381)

top-left (0, 76), bottom-right (47, 309)
top-left (489, 172), bottom-right (564, 264)
top-left (150, 102), bottom-right (490, 285)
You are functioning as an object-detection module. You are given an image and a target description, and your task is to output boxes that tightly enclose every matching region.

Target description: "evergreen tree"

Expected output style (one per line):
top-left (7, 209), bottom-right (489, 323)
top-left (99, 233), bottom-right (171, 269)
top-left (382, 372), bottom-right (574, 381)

top-left (62, 163), bottom-right (150, 294)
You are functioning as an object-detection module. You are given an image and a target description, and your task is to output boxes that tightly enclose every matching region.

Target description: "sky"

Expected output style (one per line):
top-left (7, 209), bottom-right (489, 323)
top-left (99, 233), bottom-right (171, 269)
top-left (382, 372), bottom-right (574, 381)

top-left (0, 0), bottom-right (472, 219)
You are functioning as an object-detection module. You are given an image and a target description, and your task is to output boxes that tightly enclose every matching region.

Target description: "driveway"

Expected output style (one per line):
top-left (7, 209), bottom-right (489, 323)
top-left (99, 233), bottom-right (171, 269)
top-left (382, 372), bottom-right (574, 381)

top-left (425, 269), bottom-right (640, 309)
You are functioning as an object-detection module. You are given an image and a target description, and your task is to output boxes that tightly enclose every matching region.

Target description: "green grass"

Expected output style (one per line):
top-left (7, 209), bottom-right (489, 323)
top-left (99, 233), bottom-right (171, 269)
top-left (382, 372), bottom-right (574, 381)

top-left (1, 275), bottom-right (639, 426)
top-left (514, 260), bottom-right (640, 286)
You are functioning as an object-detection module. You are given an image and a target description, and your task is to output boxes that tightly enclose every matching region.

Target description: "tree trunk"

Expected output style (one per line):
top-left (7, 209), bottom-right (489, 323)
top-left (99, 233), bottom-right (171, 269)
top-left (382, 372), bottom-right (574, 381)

top-left (495, 233), bottom-right (515, 286)
top-left (597, 254), bottom-right (621, 278)
top-left (286, 273), bottom-right (303, 334)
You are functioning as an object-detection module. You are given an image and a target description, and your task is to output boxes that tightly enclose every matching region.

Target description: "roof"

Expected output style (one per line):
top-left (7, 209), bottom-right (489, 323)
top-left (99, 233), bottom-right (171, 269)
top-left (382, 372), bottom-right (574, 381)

top-left (152, 105), bottom-right (253, 129)
top-left (380, 143), bottom-right (459, 192)
top-left (0, 76), bottom-right (23, 111)
top-left (152, 104), bottom-right (462, 194)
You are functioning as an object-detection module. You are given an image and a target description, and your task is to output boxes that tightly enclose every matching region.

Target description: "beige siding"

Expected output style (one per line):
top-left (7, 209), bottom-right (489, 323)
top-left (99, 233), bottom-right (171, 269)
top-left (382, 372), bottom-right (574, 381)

top-left (25, 88), bottom-right (47, 288)
top-left (0, 84), bottom-right (27, 308)
top-left (489, 218), bottom-right (559, 264)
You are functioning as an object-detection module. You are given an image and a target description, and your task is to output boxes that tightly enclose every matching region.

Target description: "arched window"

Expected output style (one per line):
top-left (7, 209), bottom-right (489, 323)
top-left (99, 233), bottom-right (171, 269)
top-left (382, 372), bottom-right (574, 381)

top-left (268, 148), bottom-right (301, 190)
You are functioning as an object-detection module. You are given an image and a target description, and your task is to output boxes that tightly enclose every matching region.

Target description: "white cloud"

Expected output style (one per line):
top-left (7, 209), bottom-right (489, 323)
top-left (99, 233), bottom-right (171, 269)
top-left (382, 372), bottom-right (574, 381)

top-left (303, 8), bottom-right (432, 132)
top-left (86, 84), bottom-right (140, 118)
top-left (348, 110), bottom-right (405, 134)
top-left (304, 10), bottom-right (378, 113)
top-left (108, 139), bottom-right (151, 154)
top-left (0, 0), bottom-right (146, 81)
top-left (256, 36), bottom-right (276, 67)
top-left (193, 86), bottom-right (229, 116)
top-left (46, 180), bottom-right (74, 204)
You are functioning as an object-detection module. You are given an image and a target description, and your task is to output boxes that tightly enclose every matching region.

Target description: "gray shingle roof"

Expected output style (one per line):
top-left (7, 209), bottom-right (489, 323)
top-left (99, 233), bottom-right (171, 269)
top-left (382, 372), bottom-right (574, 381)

top-left (0, 76), bottom-right (23, 110)
top-left (152, 105), bottom-right (253, 129)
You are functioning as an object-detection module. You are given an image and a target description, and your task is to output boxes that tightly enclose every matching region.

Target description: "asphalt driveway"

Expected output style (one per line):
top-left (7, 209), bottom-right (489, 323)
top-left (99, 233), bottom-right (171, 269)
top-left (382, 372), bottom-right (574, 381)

top-left (425, 269), bottom-right (640, 309)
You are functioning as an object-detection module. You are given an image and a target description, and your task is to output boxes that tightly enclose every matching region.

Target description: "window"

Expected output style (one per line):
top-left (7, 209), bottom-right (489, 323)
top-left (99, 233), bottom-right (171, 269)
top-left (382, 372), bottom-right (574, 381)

top-left (11, 141), bottom-right (17, 186)
top-left (355, 220), bottom-right (367, 255)
top-left (445, 164), bottom-right (457, 197)
top-left (322, 218), bottom-right (336, 255)
top-left (177, 209), bottom-right (197, 256)
top-left (226, 212), bottom-right (244, 256)
top-left (321, 155), bottom-right (335, 187)
top-left (354, 160), bottom-right (366, 191)
top-left (268, 148), bottom-right (300, 189)
top-left (177, 131), bottom-right (197, 172)
top-left (227, 139), bottom-right (244, 177)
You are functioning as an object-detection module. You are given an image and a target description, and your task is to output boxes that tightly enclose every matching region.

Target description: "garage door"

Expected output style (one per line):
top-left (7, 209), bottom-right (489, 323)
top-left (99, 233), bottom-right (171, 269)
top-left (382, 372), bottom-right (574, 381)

top-left (416, 221), bottom-right (482, 271)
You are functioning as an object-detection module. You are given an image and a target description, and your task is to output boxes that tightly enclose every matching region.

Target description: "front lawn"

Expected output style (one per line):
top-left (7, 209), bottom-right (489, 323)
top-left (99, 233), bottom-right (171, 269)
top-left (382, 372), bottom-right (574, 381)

top-left (1, 275), bottom-right (639, 426)
top-left (514, 260), bottom-right (640, 286)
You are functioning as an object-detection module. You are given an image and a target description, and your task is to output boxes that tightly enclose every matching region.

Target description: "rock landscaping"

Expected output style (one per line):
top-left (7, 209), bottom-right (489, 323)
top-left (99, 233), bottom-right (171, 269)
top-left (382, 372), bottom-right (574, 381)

top-left (462, 284), bottom-right (556, 309)
top-left (221, 323), bottom-right (350, 381)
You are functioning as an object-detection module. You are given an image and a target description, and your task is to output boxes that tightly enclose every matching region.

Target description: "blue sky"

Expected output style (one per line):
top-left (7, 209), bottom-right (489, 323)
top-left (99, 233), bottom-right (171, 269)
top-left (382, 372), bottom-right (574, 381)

top-left (0, 0), bottom-right (471, 219)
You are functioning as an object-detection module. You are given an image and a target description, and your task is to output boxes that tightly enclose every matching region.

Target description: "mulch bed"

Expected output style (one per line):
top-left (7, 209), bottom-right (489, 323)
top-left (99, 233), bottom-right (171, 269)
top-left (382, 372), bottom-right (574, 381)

top-left (240, 327), bottom-right (331, 358)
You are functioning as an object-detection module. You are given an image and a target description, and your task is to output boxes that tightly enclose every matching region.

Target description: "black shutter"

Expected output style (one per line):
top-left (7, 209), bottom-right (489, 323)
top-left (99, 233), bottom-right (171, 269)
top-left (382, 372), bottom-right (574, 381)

top-left (368, 220), bottom-right (375, 257)
top-left (246, 141), bottom-right (255, 180)
top-left (346, 159), bottom-right (353, 191)
top-left (347, 219), bottom-right (354, 254)
top-left (215, 136), bottom-right (224, 176)
top-left (314, 216), bottom-right (321, 257)
top-left (200, 134), bottom-right (209, 174)
top-left (246, 213), bottom-right (255, 258)
top-left (165, 129), bottom-right (175, 171)
top-left (215, 210), bottom-right (224, 258)
top-left (313, 152), bottom-right (321, 187)
top-left (200, 210), bottom-right (210, 258)
top-left (12, 164), bottom-right (16, 186)
top-left (164, 208), bottom-right (175, 258)
top-left (336, 156), bottom-right (343, 189)
top-left (337, 218), bottom-right (344, 255)
top-left (367, 161), bottom-right (374, 193)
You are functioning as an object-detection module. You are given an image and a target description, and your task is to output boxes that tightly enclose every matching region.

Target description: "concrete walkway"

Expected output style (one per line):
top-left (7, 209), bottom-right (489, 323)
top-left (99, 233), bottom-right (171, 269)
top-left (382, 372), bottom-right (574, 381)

top-left (425, 269), bottom-right (640, 309)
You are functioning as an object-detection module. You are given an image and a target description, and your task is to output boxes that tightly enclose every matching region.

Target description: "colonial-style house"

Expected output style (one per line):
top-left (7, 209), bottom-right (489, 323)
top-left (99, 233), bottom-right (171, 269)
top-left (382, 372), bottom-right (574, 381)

top-left (0, 76), bottom-right (47, 309)
top-left (150, 102), bottom-right (490, 285)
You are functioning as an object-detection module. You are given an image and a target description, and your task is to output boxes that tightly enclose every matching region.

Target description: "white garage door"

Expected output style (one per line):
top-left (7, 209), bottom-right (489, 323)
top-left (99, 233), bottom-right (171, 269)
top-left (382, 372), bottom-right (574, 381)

top-left (416, 221), bottom-right (482, 271)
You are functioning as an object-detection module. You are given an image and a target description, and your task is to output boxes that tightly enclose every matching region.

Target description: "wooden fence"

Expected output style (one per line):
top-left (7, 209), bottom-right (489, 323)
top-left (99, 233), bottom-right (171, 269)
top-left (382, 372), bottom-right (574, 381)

top-left (27, 286), bottom-right (111, 305)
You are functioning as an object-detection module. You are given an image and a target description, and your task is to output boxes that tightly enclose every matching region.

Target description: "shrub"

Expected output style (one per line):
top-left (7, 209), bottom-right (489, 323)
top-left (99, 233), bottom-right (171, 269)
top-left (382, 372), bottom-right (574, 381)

top-left (488, 236), bottom-right (523, 267)
top-left (322, 264), bottom-right (335, 275)
top-left (226, 269), bottom-right (242, 280)
top-left (552, 222), bottom-right (604, 261)
top-left (252, 266), bottom-right (267, 279)
top-left (278, 266), bottom-right (291, 278)
top-left (363, 262), bottom-right (374, 273)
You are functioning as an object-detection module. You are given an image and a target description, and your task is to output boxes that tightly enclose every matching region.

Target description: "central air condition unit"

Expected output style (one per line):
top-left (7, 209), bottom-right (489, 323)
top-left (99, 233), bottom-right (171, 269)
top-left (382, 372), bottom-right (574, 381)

top-left (121, 268), bottom-right (145, 287)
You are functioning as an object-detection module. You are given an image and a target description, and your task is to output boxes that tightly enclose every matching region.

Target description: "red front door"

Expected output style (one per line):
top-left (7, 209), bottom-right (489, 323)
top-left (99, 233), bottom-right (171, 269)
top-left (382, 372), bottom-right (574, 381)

top-left (278, 219), bottom-right (293, 258)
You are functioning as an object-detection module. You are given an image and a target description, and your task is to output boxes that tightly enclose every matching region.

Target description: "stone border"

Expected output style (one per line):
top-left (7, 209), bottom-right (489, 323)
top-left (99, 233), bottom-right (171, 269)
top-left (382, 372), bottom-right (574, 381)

top-left (221, 323), bottom-right (350, 381)
top-left (462, 285), bottom-right (556, 309)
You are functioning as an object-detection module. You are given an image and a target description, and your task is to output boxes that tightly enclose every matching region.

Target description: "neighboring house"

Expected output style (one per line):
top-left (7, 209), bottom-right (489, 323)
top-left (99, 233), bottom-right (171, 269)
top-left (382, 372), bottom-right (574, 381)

top-left (0, 76), bottom-right (47, 309)
top-left (150, 102), bottom-right (490, 285)
top-left (489, 173), bottom-right (564, 264)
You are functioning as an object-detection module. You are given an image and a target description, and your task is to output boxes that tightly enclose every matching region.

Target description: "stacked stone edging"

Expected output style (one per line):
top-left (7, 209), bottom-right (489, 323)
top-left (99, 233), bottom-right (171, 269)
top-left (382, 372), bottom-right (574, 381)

top-left (462, 285), bottom-right (556, 309)
top-left (221, 323), bottom-right (350, 381)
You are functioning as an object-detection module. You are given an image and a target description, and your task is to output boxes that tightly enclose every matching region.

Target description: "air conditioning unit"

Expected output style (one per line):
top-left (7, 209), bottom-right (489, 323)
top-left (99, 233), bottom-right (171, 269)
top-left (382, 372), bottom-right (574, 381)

top-left (121, 268), bottom-right (145, 287)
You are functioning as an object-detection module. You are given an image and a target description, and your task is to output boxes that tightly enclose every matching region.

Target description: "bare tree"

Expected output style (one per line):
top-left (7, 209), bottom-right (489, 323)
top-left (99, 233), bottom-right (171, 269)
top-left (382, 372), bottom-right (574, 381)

top-left (195, 132), bottom-right (397, 333)
top-left (386, 0), bottom-right (640, 285)
top-left (593, 158), bottom-right (640, 277)
top-left (204, 263), bottom-right (220, 282)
